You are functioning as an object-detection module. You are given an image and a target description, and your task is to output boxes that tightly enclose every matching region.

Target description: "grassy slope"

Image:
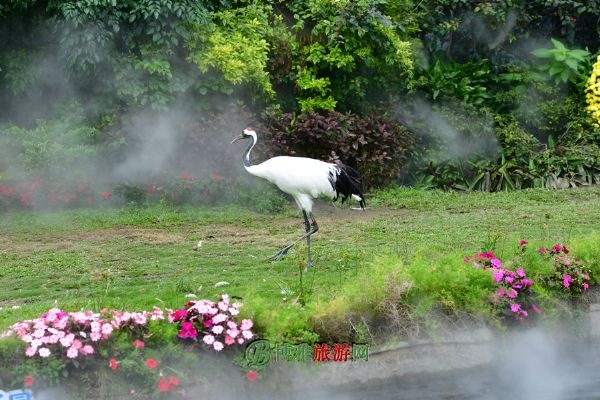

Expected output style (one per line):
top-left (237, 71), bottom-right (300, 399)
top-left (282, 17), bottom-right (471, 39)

top-left (1, 187), bottom-right (599, 340)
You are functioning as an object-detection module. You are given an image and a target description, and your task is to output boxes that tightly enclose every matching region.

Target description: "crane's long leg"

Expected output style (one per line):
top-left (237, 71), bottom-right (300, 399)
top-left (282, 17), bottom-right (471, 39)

top-left (268, 211), bottom-right (318, 269)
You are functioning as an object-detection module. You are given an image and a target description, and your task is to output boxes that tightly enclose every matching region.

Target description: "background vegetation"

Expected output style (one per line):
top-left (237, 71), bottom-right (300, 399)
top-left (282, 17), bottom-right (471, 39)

top-left (1, 0), bottom-right (600, 196)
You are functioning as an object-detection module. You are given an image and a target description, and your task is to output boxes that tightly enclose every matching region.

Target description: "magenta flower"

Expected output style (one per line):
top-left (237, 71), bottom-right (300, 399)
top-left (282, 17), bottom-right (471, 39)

top-left (493, 270), bottom-right (504, 283)
top-left (518, 240), bottom-right (528, 246)
top-left (171, 309), bottom-right (187, 322)
top-left (532, 304), bottom-right (542, 314)
top-left (563, 274), bottom-right (573, 288)
top-left (521, 279), bottom-right (533, 287)
top-left (178, 321), bottom-right (197, 339)
top-left (510, 303), bottom-right (521, 313)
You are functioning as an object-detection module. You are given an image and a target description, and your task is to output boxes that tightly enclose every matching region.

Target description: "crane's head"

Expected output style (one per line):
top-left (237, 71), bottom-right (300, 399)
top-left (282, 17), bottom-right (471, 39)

top-left (231, 127), bottom-right (257, 144)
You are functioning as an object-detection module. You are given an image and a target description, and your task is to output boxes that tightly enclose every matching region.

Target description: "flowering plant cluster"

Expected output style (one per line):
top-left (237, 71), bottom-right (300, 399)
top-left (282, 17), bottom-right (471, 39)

top-left (537, 244), bottom-right (591, 293)
top-left (5, 307), bottom-right (165, 360)
top-left (169, 294), bottom-right (254, 351)
top-left (586, 54), bottom-right (600, 127)
top-left (0, 172), bottom-right (227, 211)
top-left (2, 296), bottom-right (256, 395)
top-left (465, 244), bottom-right (540, 321)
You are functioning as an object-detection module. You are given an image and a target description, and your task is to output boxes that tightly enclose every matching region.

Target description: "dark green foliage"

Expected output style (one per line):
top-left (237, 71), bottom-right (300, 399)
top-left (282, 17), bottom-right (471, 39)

top-left (260, 109), bottom-right (413, 189)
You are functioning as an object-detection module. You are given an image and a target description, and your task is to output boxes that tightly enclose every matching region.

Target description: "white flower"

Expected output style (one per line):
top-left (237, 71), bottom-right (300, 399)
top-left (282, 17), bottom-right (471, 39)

top-left (38, 347), bottom-right (51, 358)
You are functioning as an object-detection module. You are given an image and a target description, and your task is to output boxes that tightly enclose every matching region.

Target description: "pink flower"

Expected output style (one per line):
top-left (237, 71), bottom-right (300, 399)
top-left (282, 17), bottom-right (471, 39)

top-left (532, 304), bottom-right (542, 314)
top-left (212, 325), bottom-right (224, 335)
top-left (109, 358), bottom-right (119, 371)
top-left (203, 334), bottom-right (215, 345)
top-left (552, 244), bottom-right (563, 254)
top-left (240, 319), bottom-right (253, 331)
top-left (225, 335), bottom-right (235, 345)
top-left (242, 330), bottom-right (253, 339)
top-left (60, 333), bottom-right (75, 347)
top-left (66, 347), bottom-right (78, 358)
top-left (213, 341), bottom-right (224, 351)
top-left (506, 288), bottom-right (518, 299)
top-left (145, 358), bottom-right (158, 369)
top-left (132, 339), bottom-right (145, 349)
top-left (493, 270), bottom-right (504, 283)
top-left (510, 303), bottom-right (522, 313)
top-left (81, 345), bottom-right (94, 355)
top-left (583, 283), bottom-right (589, 291)
top-left (518, 240), bottom-right (528, 246)
top-left (490, 258), bottom-right (502, 268)
top-left (25, 347), bottom-right (37, 357)
top-left (563, 274), bottom-right (573, 288)
top-left (101, 323), bottom-right (113, 336)
top-left (212, 313), bottom-right (227, 324)
top-left (101, 191), bottom-right (111, 200)
top-left (178, 321), bottom-right (198, 339)
top-left (521, 279), bottom-right (533, 287)
top-left (537, 247), bottom-right (547, 254)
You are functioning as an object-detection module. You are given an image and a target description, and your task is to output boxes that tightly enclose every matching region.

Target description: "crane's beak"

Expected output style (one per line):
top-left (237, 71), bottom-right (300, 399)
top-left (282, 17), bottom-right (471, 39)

top-left (231, 134), bottom-right (245, 144)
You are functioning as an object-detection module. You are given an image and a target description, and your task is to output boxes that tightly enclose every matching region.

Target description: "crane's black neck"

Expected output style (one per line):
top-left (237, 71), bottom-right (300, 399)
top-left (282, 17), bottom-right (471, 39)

top-left (242, 136), bottom-right (255, 168)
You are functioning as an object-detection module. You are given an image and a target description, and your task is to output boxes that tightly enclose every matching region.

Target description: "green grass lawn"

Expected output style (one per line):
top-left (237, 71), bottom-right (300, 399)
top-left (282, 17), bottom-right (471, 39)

top-left (1, 186), bottom-right (600, 341)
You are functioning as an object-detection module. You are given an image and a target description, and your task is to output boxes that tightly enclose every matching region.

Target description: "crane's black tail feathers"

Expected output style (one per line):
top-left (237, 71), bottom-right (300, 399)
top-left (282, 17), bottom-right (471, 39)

top-left (331, 163), bottom-right (366, 209)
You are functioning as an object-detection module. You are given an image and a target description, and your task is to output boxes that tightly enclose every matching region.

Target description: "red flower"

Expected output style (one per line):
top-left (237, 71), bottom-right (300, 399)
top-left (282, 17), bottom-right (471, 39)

top-left (518, 239), bottom-right (528, 246)
top-left (101, 191), bottom-right (111, 200)
top-left (109, 358), bottom-right (119, 371)
top-left (47, 192), bottom-right (61, 202)
top-left (145, 358), bottom-right (158, 369)
top-left (180, 173), bottom-right (193, 181)
top-left (168, 376), bottom-right (180, 387)
top-left (157, 377), bottom-right (171, 392)
top-left (19, 193), bottom-right (31, 206)
top-left (246, 370), bottom-right (258, 381)
top-left (23, 375), bottom-right (35, 387)
top-left (213, 174), bottom-right (222, 183)
top-left (132, 339), bottom-right (145, 349)
top-left (570, 17), bottom-right (577, 23)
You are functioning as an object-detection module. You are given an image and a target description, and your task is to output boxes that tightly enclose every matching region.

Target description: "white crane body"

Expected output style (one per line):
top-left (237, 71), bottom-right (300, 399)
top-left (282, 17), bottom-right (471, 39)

top-left (231, 128), bottom-right (365, 269)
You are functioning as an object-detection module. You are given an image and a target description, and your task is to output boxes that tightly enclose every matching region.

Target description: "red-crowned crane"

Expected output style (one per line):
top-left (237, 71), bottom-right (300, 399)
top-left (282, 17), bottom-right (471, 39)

top-left (231, 127), bottom-right (366, 270)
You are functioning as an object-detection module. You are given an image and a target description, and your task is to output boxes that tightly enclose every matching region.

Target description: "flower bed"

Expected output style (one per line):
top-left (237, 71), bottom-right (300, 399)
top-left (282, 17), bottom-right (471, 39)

top-left (0, 295), bottom-right (256, 397)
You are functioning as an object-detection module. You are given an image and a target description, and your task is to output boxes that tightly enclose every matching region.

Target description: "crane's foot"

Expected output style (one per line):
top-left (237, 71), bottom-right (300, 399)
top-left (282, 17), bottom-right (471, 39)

top-left (267, 246), bottom-right (291, 261)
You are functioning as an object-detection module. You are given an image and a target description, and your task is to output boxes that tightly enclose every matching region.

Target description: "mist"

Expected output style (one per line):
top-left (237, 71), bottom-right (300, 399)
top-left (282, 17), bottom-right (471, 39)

top-left (26, 321), bottom-right (600, 400)
top-left (395, 96), bottom-right (499, 164)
